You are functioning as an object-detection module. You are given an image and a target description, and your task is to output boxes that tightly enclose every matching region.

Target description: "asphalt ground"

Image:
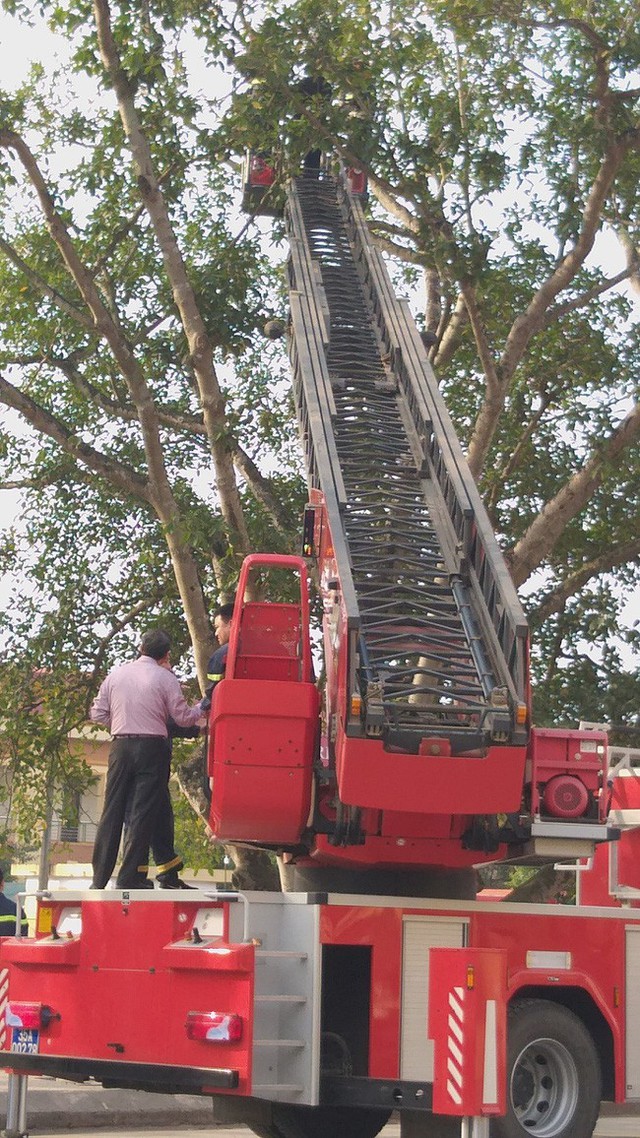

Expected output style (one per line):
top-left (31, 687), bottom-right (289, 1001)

top-left (0, 1075), bottom-right (638, 1136)
top-left (0, 1074), bottom-right (212, 1132)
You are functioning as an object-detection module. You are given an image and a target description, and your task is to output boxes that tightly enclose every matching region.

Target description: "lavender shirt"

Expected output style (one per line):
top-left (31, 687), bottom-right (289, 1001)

top-left (90, 654), bottom-right (202, 737)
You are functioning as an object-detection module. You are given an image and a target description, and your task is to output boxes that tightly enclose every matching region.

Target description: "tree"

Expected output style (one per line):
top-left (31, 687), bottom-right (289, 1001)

top-left (216, 0), bottom-right (640, 723)
top-left (0, 0), bottom-right (299, 882)
top-left (0, 0), bottom-right (639, 858)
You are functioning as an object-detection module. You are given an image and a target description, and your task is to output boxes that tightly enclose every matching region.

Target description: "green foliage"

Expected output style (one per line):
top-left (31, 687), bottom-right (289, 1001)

top-left (170, 747), bottom-right (227, 874)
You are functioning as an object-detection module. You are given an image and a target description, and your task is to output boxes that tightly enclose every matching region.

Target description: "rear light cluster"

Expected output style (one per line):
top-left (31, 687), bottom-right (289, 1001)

top-left (185, 1011), bottom-right (242, 1043)
top-left (6, 1002), bottom-right (59, 1029)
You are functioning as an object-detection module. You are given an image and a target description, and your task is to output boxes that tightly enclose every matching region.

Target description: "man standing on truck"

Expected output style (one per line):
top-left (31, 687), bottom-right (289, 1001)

top-left (90, 629), bottom-right (206, 890)
top-left (135, 717), bottom-right (201, 890)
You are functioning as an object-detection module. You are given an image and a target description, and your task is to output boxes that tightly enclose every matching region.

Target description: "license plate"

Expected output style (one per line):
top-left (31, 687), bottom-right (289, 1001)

top-left (10, 1028), bottom-right (39, 1054)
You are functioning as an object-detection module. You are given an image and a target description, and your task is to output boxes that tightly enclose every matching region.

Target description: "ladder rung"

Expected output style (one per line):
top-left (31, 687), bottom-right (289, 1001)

top-left (255, 995), bottom-right (306, 1004)
top-left (252, 1085), bottom-right (304, 1094)
top-left (256, 950), bottom-right (308, 960)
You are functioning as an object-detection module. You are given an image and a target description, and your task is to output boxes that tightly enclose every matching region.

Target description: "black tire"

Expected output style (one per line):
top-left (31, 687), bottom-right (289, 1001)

top-left (492, 998), bottom-right (601, 1138)
top-left (249, 1103), bottom-right (391, 1138)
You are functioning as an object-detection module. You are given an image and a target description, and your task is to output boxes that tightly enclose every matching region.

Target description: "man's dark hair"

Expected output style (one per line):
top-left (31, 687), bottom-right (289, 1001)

top-left (140, 629), bottom-right (172, 660)
top-left (215, 602), bottom-right (235, 622)
top-left (0, 867), bottom-right (5, 888)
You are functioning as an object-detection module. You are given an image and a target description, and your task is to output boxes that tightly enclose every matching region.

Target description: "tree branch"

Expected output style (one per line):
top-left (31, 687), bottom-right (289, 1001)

top-left (508, 400), bottom-right (640, 586)
top-left (0, 371), bottom-right (152, 502)
top-left (467, 136), bottom-right (636, 476)
top-left (485, 393), bottom-right (554, 516)
top-left (543, 266), bottom-right (633, 326)
top-left (370, 232), bottom-right (423, 265)
top-left (0, 236), bottom-right (95, 331)
top-left (232, 444), bottom-right (295, 535)
top-left (86, 595), bottom-right (166, 704)
top-left (93, 0), bottom-right (251, 556)
top-left (532, 537), bottom-right (640, 622)
top-left (433, 292), bottom-right (468, 370)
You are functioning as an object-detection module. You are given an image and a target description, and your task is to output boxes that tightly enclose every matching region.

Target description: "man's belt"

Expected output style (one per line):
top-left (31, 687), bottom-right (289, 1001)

top-left (112, 733), bottom-right (167, 739)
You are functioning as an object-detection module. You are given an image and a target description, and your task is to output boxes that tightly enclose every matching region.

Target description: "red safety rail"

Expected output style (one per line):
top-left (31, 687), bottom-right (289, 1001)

top-left (208, 555), bottom-right (319, 843)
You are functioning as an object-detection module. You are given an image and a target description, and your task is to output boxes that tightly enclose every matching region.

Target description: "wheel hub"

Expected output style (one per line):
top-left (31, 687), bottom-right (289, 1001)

top-left (510, 1036), bottom-right (579, 1135)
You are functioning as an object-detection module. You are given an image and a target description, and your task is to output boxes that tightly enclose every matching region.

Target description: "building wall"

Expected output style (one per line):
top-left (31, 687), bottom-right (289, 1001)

top-left (48, 728), bottom-right (110, 866)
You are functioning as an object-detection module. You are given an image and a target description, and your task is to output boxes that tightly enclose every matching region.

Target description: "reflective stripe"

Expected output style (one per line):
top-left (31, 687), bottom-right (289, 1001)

top-left (0, 914), bottom-right (27, 933)
top-left (207, 673), bottom-right (224, 682)
top-left (156, 856), bottom-right (182, 876)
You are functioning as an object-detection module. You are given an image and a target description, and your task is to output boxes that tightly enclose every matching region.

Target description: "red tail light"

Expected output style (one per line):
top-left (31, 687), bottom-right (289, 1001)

top-left (6, 1002), bottom-right (45, 1029)
top-left (185, 1011), bottom-right (242, 1043)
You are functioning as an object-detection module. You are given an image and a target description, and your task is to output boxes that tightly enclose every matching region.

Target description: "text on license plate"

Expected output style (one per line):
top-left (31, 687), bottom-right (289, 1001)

top-left (11, 1028), bottom-right (39, 1054)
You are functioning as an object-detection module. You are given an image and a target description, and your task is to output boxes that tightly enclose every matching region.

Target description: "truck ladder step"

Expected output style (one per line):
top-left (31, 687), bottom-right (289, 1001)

top-left (256, 950), bottom-right (309, 960)
top-left (255, 994), bottom-right (307, 1004)
top-left (251, 1084), bottom-right (304, 1095)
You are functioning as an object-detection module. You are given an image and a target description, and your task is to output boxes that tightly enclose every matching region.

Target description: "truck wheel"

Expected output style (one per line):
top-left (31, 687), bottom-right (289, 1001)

top-left (493, 998), bottom-right (601, 1138)
top-left (250, 1104), bottom-right (391, 1138)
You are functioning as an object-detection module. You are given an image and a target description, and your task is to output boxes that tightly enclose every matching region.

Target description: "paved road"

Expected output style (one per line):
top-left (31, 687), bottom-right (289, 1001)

top-left (1, 1075), bottom-right (637, 1137)
top-left (10, 1122), bottom-right (640, 1138)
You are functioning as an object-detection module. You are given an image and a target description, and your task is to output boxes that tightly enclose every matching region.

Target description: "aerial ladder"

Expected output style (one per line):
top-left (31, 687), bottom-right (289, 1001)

top-left (208, 162), bottom-right (610, 880)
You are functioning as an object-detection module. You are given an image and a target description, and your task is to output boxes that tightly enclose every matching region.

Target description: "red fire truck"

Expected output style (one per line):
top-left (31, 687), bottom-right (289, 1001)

top-left (0, 165), bottom-right (633, 1138)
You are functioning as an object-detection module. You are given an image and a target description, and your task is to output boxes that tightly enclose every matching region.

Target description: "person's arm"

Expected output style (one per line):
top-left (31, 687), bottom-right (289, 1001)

top-left (164, 673), bottom-right (205, 728)
top-left (89, 678), bottom-right (111, 726)
top-left (167, 716), bottom-right (200, 740)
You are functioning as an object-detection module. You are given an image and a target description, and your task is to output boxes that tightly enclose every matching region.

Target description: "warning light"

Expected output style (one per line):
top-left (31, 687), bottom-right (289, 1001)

top-left (466, 966), bottom-right (475, 990)
top-left (350, 694), bottom-right (362, 717)
top-left (516, 703), bottom-right (528, 725)
top-left (185, 1011), bottom-right (242, 1043)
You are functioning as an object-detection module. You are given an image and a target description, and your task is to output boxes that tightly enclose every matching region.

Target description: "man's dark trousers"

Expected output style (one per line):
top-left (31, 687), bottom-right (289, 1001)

top-left (92, 736), bottom-right (170, 889)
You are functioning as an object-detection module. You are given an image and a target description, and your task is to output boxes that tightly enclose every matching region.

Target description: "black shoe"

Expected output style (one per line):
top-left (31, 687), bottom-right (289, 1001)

top-left (157, 875), bottom-right (195, 890)
top-left (116, 879), bottom-right (154, 890)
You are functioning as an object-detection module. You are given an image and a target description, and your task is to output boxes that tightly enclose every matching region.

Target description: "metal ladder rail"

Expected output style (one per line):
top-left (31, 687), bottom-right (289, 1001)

top-left (291, 175), bottom-right (498, 726)
top-left (289, 175), bottom-right (498, 733)
top-left (343, 181), bottom-right (529, 701)
top-left (339, 175), bottom-right (530, 707)
top-left (286, 192), bottom-right (361, 634)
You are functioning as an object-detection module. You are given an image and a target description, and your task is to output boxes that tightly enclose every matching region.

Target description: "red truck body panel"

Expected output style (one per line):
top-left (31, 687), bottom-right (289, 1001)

top-left (2, 897), bottom-right (254, 1093)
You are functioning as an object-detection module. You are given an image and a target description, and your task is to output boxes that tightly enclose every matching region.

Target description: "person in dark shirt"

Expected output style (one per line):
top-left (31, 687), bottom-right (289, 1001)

top-left (295, 75), bottom-right (332, 175)
top-left (0, 868), bottom-right (28, 936)
top-left (201, 602), bottom-right (234, 711)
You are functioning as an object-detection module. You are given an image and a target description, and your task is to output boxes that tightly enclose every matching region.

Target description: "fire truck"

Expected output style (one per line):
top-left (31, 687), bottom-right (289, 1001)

top-left (0, 163), bottom-right (636, 1138)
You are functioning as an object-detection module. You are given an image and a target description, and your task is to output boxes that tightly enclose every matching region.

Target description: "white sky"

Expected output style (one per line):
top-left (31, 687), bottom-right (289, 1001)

top-left (0, 8), bottom-right (69, 85)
